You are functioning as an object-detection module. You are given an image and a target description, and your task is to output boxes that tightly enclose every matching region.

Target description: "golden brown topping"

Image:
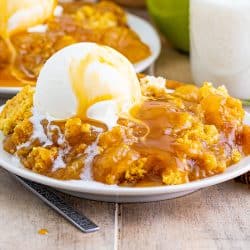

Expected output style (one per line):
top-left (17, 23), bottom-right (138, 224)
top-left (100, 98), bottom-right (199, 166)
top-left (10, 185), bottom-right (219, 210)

top-left (25, 147), bottom-right (58, 174)
top-left (0, 81), bottom-right (249, 186)
top-left (140, 76), bottom-right (170, 98)
top-left (201, 94), bottom-right (244, 128)
top-left (162, 169), bottom-right (188, 185)
top-left (173, 84), bottom-right (199, 102)
top-left (166, 80), bottom-right (185, 89)
top-left (93, 144), bottom-right (141, 184)
top-left (3, 119), bottom-right (33, 154)
top-left (0, 86), bottom-right (34, 135)
top-left (48, 157), bottom-right (84, 180)
top-left (65, 118), bottom-right (92, 145)
top-left (98, 126), bottom-right (137, 149)
top-left (242, 125), bottom-right (250, 155)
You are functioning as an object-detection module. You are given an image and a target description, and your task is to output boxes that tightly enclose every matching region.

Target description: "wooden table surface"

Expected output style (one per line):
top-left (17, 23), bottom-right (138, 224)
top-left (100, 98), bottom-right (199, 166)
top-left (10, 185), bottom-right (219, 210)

top-left (1, 16), bottom-right (250, 250)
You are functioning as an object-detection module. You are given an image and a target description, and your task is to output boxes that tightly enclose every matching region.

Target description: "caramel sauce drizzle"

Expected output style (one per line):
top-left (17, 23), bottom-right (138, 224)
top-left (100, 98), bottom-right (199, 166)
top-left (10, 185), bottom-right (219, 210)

top-left (69, 54), bottom-right (115, 119)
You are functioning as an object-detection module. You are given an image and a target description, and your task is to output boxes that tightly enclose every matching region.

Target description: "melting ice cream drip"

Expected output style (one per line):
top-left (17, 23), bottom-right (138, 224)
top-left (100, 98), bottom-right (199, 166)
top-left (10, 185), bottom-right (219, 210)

top-left (15, 108), bottom-right (68, 171)
top-left (48, 124), bottom-right (70, 171)
top-left (52, 125), bottom-right (105, 174)
top-left (80, 125), bottom-right (104, 181)
top-left (16, 107), bottom-right (53, 150)
top-left (17, 106), bottom-right (104, 176)
top-left (52, 146), bottom-right (70, 171)
top-left (30, 107), bottom-right (54, 146)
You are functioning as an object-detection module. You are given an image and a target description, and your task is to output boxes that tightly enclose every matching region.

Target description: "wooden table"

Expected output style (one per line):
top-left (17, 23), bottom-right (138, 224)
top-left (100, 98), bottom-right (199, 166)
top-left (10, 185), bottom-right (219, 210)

top-left (1, 26), bottom-right (250, 250)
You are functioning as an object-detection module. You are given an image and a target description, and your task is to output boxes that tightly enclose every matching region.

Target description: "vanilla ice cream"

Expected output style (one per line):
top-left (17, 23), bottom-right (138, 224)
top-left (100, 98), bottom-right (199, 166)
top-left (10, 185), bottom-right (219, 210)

top-left (34, 42), bottom-right (142, 128)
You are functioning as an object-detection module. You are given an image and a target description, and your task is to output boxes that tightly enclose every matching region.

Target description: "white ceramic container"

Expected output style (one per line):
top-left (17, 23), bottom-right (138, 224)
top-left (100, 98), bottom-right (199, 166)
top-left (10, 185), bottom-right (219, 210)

top-left (190, 0), bottom-right (250, 100)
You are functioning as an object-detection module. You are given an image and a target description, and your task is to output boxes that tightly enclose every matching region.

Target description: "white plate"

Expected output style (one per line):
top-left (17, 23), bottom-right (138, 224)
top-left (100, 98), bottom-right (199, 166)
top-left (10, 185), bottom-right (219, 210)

top-left (0, 13), bottom-right (161, 95)
top-left (0, 111), bottom-right (250, 203)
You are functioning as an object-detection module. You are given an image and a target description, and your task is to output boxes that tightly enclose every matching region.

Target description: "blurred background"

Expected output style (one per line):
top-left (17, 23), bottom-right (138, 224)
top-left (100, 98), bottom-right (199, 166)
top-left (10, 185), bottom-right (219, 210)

top-left (2, 0), bottom-right (249, 101)
top-left (114, 0), bottom-right (189, 53)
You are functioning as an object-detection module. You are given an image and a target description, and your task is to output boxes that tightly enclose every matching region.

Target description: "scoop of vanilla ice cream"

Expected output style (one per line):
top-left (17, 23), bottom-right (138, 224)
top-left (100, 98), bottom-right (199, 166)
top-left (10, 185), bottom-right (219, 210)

top-left (34, 42), bottom-right (142, 127)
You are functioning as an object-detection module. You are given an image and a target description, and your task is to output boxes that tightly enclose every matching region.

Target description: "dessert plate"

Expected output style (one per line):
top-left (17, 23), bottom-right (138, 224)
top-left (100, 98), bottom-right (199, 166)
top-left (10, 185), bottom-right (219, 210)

top-left (0, 13), bottom-right (161, 95)
top-left (0, 111), bottom-right (250, 203)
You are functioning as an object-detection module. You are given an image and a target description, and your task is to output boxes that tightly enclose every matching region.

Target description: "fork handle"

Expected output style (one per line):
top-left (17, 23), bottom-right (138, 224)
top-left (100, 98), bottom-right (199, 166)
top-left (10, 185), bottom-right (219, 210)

top-left (14, 175), bottom-right (99, 233)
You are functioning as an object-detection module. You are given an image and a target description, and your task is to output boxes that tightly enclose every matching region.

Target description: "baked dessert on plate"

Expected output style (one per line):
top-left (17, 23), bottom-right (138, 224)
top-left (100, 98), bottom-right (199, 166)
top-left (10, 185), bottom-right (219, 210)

top-left (0, 0), bottom-right (160, 93)
top-left (0, 43), bottom-right (249, 202)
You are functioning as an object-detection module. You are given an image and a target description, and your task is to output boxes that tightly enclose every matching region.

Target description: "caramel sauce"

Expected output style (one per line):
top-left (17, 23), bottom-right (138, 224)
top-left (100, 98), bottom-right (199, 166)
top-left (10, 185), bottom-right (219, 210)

top-left (131, 100), bottom-right (176, 153)
top-left (128, 101), bottom-right (178, 186)
top-left (69, 55), bottom-right (93, 119)
top-left (0, 68), bottom-right (19, 87)
top-left (69, 54), bottom-right (114, 119)
top-left (38, 228), bottom-right (48, 235)
top-left (0, 68), bottom-right (35, 87)
top-left (166, 79), bottom-right (185, 89)
top-left (122, 177), bottom-right (163, 187)
top-left (134, 178), bottom-right (163, 187)
top-left (0, 0), bottom-right (7, 38)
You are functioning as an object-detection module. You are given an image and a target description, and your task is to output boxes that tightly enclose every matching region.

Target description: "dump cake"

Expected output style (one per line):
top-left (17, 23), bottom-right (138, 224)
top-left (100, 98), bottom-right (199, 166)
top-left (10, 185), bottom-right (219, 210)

top-left (0, 0), bottom-right (150, 86)
top-left (0, 43), bottom-right (249, 186)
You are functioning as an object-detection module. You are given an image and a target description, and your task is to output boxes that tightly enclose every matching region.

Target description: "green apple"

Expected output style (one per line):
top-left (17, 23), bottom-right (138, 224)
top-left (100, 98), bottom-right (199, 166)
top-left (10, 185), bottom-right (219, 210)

top-left (147, 0), bottom-right (189, 53)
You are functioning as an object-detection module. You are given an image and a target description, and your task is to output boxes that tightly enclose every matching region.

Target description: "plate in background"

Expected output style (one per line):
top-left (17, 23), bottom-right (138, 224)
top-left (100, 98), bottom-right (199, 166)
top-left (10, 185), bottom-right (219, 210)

top-left (128, 13), bottom-right (161, 73)
top-left (0, 13), bottom-right (161, 95)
